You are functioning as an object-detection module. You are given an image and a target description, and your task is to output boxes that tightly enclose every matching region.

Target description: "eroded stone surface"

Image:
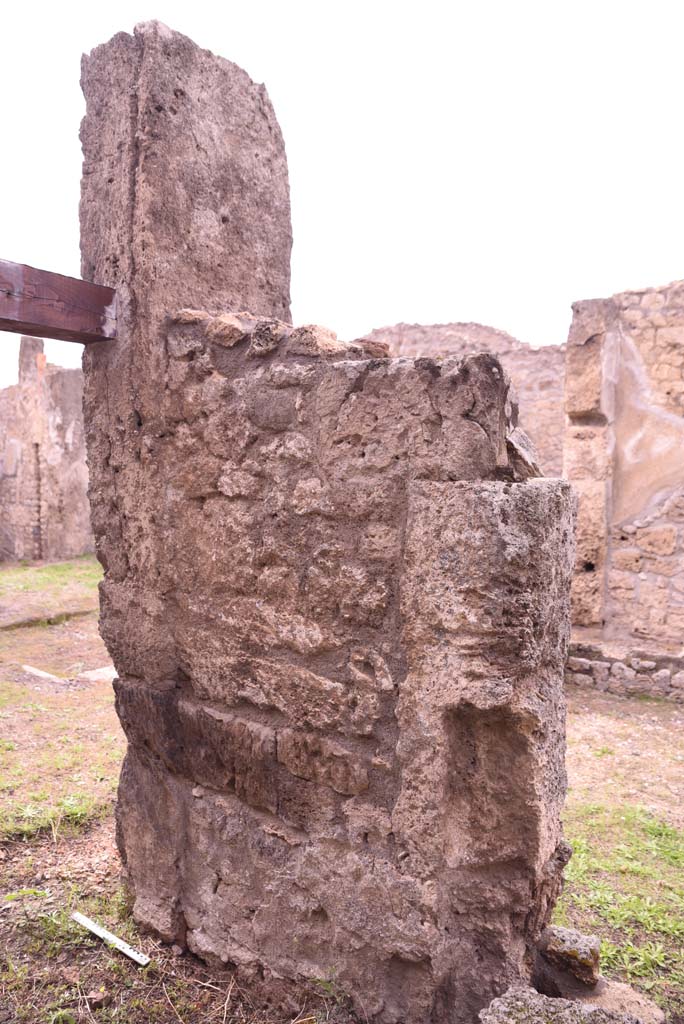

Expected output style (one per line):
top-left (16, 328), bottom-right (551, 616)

top-left (80, 23), bottom-right (576, 1024)
top-left (572, 980), bottom-right (664, 1024)
top-left (366, 291), bottom-right (684, 701)
top-left (564, 283), bottom-right (684, 656)
top-left (356, 323), bottom-right (566, 476)
top-left (534, 957), bottom-right (665, 1024)
top-left (538, 926), bottom-right (600, 987)
top-left (480, 987), bottom-right (642, 1024)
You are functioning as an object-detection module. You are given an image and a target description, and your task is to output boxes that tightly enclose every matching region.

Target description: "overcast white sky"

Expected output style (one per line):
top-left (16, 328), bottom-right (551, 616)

top-left (2, 0), bottom-right (683, 386)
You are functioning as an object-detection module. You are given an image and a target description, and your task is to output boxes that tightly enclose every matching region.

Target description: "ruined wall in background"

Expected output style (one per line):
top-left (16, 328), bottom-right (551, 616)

top-left (0, 338), bottom-right (93, 562)
top-left (564, 282), bottom-right (684, 698)
top-left (608, 284), bottom-right (684, 651)
top-left (80, 23), bottom-right (576, 1024)
top-left (358, 324), bottom-right (566, 476)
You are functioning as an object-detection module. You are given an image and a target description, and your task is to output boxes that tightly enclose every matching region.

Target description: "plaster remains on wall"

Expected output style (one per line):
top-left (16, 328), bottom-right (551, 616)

top-left (564, 281), bottom-right (684, 698)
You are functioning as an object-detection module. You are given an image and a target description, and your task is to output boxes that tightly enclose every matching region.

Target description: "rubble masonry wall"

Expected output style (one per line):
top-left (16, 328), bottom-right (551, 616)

top-left (564, 284), bottom-right (684, 653)
top-left (80, 22), bottom-right (576, 1024)
top-left (365, 293), bottom-right (684, 702)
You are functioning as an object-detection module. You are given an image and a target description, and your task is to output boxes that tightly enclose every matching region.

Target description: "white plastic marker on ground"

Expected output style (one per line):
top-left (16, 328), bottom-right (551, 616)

top-left (70, 911), bottom-right (151, 966)
top-left (77, 665), bottom-right (117, 683)
top-left (21, 665), bottom-right (63, 683)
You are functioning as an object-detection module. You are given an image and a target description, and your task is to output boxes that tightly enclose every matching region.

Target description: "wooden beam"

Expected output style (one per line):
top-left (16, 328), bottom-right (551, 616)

top-left (0, 259), bottom-right (116, 344)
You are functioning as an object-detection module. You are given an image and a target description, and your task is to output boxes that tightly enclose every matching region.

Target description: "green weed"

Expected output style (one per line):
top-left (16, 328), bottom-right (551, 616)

top-left (0, 791), bottom-right (107, 841)
top-left (3, 888), bottom-right (49, 901)
top-left (556, 801), bottom-right (684, 1014)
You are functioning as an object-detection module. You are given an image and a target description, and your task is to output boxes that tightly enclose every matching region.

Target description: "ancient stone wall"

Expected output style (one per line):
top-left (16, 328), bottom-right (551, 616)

top-left (364, 296), bottom-right (684, 681)
top-left (564, 283), bottom-right (684, 656)
top-left (358, 324), bottom-right (565, 476)
top-left (566, 642), bottom-right (684, 702)
top-left (80, 23), bottom-right (576, 1023)
top-left (0, 338), bottom-right (93, 562)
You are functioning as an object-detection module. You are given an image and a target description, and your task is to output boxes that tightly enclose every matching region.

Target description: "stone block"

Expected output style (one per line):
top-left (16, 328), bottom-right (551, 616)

top-left (567, 657), bottom-right (592, 673)
top-left (482, 983), bottom-right (664, 1024)
top-left (565, 334), bottom-right (605, 419)
top-left (277, 729), bottom-right (369, 796)
top-left (656, 325), bottom-right (684, 348)
top-left (563, 425), bottom-right (610, 480)
top-left (610, 661), bottom-right (636, 682)
top-left (652, 669), bottom-right (671, 692)
top-left (666, 609), bottom-right (684, 634)
top-left (611, 548), bottom-right (641, 573)
top-left (645, 555), bottom-right (683, 577)
top-left (352, 324), bottom-right (566, 476)
top-left (571, 573), bottom-right (603, 629)
top-left (567, 672), bottom-right (594, 689)
top-left (590, 661), bottom-right (611, 686)
top-left (608, 570), bottom-right (635, 593)
top-left (573, 480), bottom-right (607, 565)
top-left (538, 925), bottom-right (600, 986)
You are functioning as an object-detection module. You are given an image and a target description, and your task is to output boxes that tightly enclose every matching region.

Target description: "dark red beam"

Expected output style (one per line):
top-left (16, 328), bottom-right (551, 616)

top-left (0, 259), bottom-right (116, 344)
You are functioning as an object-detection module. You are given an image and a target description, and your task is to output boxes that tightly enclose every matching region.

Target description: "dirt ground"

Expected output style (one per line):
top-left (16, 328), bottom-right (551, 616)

top-left (1, 559), bottom-right (683, 1022)
top-left (566, 688), bottom-right (684, 829)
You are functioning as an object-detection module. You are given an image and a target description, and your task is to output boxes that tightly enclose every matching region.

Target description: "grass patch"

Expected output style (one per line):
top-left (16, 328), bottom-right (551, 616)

top-left (0, 557), bottom-right (102, 596)
top-left (0, 556), bottom-right (101, 632)
top-left (0, 792), bottom-right (109, 842)
top-left (556, 802), bottom-right (684, 1013)
top-left (0, 675), bottom-right (124, 842)
top-left (23, 906), bottom-right (93, 958)
top-left (9, 881), bottom-right (135, 960)
top-left (1, 875), bottom-right (332, 1024)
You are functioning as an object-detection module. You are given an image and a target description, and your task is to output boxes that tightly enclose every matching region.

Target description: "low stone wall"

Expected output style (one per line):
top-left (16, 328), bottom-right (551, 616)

top-left (566, 643), bottom-right (684, 702)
